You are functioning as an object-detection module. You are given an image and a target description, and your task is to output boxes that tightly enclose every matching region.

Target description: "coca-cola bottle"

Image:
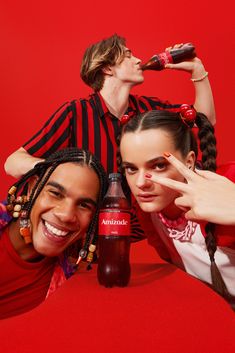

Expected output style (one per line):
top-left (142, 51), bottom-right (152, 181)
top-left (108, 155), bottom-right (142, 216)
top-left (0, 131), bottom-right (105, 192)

top-left (97, 173), bottom-right (131, 287)
top-left (141, 43), bottom-right (196, 71)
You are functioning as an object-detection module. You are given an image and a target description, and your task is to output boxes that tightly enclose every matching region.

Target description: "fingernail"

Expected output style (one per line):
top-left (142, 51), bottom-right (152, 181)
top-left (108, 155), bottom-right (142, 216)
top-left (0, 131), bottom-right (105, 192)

top-left (163, 152), bottom-right (171, 158)
top-left (145, 173), bottom-right (152, 178)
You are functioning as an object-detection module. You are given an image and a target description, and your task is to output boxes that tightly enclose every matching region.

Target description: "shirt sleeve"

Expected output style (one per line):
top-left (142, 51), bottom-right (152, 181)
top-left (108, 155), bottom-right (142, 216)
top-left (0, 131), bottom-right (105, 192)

top-left (23, 101), bottom-right (77, 158)
top-left (140, 95), bottom-right (182, 111)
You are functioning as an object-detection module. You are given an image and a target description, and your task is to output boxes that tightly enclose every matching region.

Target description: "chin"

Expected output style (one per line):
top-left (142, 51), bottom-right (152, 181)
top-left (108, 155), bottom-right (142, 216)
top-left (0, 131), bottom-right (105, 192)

top-left (138, 202), bottom-right (158, 213)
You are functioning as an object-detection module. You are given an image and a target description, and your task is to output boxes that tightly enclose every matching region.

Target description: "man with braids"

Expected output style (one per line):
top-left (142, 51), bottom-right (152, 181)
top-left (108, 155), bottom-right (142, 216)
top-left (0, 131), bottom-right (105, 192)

top-left (0, 147), bottom-right (108, 319)
top-left (119, 106), bottom-right (235, 307)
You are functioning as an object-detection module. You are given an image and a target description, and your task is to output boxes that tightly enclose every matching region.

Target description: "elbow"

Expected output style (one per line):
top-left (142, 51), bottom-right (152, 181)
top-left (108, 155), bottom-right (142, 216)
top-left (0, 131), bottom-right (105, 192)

top-left (4, 155), bottom-right (21, 179)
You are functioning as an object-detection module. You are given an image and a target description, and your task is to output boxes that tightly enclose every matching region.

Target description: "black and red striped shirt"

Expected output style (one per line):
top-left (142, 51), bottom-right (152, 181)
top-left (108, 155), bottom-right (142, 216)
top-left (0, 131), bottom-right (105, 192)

top-left (23, 92), bottom-right (181, 175)
top-left (23, 92), bottom-right (181, 241)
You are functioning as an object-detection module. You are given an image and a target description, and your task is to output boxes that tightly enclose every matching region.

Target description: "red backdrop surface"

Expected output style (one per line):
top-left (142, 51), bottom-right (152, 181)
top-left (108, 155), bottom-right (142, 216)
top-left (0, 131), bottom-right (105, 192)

top-left (0, 0), bottom-right (234, 199)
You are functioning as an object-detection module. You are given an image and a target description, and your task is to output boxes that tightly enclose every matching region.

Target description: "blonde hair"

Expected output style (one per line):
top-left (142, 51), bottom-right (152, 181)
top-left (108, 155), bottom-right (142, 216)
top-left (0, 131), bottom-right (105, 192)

top-left (80, 34), bottom-right (126, 91)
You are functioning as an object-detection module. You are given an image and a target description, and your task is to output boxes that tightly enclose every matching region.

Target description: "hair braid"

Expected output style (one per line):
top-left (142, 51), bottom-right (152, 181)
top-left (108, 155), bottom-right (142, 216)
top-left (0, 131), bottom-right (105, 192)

top-left (195, 113), bottom-right (230, 299)
top-left (7, 147), bottom-right (108, 276)
top-left (195, 113), bottom-right (217, 171)
top-left (118, 110), bottom-right (230, 299)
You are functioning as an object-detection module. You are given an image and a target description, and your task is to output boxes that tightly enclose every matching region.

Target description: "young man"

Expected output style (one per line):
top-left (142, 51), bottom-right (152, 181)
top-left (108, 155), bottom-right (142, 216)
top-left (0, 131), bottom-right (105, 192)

top-left (4, 34), bottom-right (215, 241)
top-left (0, 148), bottom-right (107, 319)
top-left (5, 34), bottom-right (215, 178)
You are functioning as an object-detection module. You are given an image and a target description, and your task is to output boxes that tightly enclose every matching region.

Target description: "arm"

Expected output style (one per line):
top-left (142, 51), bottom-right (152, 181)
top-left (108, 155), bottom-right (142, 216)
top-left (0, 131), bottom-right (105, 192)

top-left (4, 102), bottom-right (74, 178)
top-left (4, 147), bottom-right (44, 178)
top-left (145, 153), bottom-right (235, 225)
top-left (165, 47), bottom-right (216, 125)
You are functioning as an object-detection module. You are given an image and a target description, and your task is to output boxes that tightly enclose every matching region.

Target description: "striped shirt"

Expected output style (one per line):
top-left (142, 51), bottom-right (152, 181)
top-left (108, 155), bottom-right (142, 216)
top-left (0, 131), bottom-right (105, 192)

top-left (23, 92), bottom-right (181, 175)
top-left (23, 92), bottom-right (181, 241)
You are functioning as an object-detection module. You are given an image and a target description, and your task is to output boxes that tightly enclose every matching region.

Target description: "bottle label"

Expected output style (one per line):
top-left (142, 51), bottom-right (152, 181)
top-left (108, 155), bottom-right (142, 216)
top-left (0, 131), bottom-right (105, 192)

top-left (98, 210), bottom-right (131, 236)
top-left (158, 51), bottom-right (173, 66)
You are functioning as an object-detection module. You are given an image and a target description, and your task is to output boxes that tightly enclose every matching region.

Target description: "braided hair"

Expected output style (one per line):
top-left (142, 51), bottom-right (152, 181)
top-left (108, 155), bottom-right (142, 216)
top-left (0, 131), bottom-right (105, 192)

top-left (6, 147), bottom-right (108, 277)
top-left (117, 109), bottom-right (230, 300)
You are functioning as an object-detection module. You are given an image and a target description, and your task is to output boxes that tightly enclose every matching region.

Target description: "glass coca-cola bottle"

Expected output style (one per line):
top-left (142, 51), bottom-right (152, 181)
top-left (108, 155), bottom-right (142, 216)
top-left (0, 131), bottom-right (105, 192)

top-left (97, 173), bottom-right (131, 287)
top-left (141, 43), bottom-right (196, 71)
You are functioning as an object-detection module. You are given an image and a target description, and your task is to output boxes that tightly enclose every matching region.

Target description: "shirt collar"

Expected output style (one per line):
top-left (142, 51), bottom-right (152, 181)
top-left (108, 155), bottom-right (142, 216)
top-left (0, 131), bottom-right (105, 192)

top-left (90, 91), bottom-right (138, 119)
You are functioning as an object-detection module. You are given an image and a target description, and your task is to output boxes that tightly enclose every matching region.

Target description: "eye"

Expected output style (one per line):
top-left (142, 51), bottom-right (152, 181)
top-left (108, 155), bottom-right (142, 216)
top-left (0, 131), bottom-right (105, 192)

top-left (78, 201), bottom-right (95, 211)
top-left (123, 165), bottom-right (137, 175)
top-left (48, 189), bottom-right (62, 198)
top-left (153, 162), bottom-right (168, 172)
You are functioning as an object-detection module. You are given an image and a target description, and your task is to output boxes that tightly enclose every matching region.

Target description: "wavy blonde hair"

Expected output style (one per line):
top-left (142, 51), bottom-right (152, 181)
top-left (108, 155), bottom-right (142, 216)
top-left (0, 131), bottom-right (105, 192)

top-left (80, 34), bottom-right (126, 91)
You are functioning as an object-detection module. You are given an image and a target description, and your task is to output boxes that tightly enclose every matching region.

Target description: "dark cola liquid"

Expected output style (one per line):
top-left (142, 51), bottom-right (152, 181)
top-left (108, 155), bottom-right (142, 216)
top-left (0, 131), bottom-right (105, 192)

top-left (97, 235), bottom-right (131, 287)
top-left (141, 43), bottom-right (196, 71)
top-left (97, 196), bottom-right (131, 287)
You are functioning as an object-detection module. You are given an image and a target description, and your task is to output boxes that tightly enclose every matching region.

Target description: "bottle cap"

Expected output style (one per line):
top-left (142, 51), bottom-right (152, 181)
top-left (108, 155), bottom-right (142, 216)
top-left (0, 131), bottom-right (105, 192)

top-left (108, 173), bottom-right (122, 180)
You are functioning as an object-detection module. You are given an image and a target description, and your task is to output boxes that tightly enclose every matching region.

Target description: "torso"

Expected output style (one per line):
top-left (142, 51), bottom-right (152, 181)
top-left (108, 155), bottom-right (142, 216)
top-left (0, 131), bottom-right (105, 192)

top-left (150, 213), bottom-right (235, 296)
top-left (0, 227), bottom-right (56, 319)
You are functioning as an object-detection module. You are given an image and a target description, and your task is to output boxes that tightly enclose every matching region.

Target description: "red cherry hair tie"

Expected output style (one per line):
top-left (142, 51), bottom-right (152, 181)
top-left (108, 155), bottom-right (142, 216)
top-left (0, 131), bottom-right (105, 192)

top-left (120, 111), bottom-right (135, 126)
top-left (180, 104), bottom-right (196, 127)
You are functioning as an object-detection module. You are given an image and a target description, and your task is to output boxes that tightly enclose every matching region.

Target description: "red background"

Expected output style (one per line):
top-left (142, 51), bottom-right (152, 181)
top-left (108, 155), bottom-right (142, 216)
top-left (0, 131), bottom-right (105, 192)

top-left (0, 0), bottom-right (234, 199)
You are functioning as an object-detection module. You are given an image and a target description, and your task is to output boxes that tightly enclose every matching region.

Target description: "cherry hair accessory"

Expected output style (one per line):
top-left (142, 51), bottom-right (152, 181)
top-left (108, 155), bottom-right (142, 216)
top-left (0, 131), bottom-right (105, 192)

top-left (179, 104), bottom-right (196, 128)
top-left (120, 111), bottom-right (135, 126)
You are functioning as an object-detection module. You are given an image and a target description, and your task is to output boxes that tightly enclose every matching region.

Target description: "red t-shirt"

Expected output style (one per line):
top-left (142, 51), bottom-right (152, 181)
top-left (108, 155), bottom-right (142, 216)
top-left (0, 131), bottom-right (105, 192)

top-left (0, 228), bottom-right (56, 319)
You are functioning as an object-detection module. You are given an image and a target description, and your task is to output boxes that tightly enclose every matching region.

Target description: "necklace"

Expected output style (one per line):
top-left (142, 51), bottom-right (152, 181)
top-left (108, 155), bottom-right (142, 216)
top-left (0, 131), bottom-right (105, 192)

top-left (157, 212), bottom-right (197, 241)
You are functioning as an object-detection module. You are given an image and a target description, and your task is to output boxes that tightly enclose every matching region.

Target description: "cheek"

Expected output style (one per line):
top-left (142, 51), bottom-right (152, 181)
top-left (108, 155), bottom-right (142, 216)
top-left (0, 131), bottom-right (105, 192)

top-left (79, 211), bottom-right (95, 231)
top-left (125, 175), bottom-right (136, 192)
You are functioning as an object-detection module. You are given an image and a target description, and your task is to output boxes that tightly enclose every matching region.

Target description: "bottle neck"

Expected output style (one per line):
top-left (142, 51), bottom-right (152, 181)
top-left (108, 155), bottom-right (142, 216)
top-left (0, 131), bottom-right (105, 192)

top-left (106, 180), bottom-right (125, 198)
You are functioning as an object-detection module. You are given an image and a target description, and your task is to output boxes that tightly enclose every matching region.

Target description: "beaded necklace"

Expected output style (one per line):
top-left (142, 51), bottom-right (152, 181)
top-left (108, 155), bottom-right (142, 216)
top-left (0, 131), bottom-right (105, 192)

top-left (158, 212), bottom-right (198, 241)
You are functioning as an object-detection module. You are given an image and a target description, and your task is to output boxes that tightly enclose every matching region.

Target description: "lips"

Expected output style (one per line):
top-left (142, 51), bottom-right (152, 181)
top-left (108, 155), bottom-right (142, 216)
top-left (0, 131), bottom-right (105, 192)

top-left (42, 220), bottom-right (73, 243)
top-left (44, 221), bottom-right (69, 237)
top-left (137, 194), bottom-right (157, 202)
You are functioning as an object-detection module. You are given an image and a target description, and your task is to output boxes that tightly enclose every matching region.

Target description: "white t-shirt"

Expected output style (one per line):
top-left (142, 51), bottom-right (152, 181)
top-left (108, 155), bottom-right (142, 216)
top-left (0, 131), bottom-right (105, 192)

top-left (151, 213), bottom-right (235, 296)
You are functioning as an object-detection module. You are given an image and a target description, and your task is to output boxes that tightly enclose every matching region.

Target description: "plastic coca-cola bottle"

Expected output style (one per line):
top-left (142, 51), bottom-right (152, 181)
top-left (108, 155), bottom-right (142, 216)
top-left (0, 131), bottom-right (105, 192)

top-left (97, 173), bottom-right (131, 287)
top-left (141, 43), bottom-right (196, 71)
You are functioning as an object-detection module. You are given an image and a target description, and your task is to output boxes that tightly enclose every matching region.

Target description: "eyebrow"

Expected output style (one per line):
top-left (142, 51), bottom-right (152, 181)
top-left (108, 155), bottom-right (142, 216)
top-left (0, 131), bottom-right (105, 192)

top-left (125, 49), bottom-right (132, 55)
top-left (122, 156), bottom-right (167, 167)
top-left (46, 181), bottom-right (97, 207)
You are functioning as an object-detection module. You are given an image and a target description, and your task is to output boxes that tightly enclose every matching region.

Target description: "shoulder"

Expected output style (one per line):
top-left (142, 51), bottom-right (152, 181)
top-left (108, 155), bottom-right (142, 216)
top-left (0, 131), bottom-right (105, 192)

top-left (217, 161), bottom-right (235, 182)
top-left (0, 201), bottom-right (12, 234)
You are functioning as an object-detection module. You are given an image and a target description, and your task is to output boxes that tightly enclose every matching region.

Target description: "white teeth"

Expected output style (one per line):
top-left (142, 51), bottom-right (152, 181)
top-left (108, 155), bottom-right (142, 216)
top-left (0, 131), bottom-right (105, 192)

top-left (44, 221), bottom-right (69, 237)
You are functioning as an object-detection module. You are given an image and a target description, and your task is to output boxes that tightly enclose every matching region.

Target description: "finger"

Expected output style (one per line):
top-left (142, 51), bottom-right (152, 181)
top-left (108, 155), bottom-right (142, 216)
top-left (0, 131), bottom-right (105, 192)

top-left (184, 210), bottom-right (197, 221)
top-left (195, 168), bottom-right (226, 181)
top-left (163, 153), bottom-right (196, 181)
top-left (145, 174), bottom-right (189, 193)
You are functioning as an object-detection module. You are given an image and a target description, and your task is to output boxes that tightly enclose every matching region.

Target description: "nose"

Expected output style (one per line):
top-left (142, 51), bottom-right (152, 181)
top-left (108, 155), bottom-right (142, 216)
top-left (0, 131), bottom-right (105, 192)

top-left (54, 200), bottom-right (78, 224)
top-left (134, 55), bottom-right (142, 65)
top-left (136, 171), bottom-right (152, 189)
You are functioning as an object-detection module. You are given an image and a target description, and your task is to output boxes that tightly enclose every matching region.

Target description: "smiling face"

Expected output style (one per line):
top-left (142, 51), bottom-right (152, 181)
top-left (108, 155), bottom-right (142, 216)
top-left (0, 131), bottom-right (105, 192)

top-left (29, 162), bottom-right (100, 257)
top-left (120, 128), bottom-right (195, 218)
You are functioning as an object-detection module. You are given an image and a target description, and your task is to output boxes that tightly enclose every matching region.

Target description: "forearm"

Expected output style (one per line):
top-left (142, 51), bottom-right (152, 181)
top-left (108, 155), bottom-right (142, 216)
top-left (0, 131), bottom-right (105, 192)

top-left (191, 62), bottom-right (216, 125)
top-left (4, 147), bottom-right (44, 178)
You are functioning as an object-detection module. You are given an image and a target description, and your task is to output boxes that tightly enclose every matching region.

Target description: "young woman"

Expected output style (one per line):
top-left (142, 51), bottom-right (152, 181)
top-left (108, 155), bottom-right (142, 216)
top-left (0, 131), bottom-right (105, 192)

top-left (145, 153), bottom-right (235, 225)
top-left (119, 106), bottom-right (235, 305)
top-left (0, 147), bottom-right (107, 319)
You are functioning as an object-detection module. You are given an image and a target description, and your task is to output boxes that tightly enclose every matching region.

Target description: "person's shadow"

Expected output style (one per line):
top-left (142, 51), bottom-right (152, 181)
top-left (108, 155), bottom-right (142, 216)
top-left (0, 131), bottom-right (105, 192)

top-left (130, 262), bottom-right (177, 287)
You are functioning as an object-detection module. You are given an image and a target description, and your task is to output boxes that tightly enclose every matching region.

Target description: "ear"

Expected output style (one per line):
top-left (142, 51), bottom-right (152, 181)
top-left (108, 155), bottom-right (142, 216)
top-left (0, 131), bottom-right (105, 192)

top-left (101, 65), bottom-right (113, 76)
top-left (185, 151), bottom-right (196, 170)
top-left (27, 176), bottom-right (39, 198)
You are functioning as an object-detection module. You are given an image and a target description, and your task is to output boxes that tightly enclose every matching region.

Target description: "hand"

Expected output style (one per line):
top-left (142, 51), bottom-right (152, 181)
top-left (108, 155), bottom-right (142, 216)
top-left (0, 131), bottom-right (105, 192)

top-left (164, 43), bottom-right (205, 75)
top-left (145, 153), bottom-right (235, 225)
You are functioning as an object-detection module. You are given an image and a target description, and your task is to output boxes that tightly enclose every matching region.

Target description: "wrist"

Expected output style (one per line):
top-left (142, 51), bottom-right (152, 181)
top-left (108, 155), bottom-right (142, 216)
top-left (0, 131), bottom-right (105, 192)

top-left (191, 71), bottom-right (208, 82)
